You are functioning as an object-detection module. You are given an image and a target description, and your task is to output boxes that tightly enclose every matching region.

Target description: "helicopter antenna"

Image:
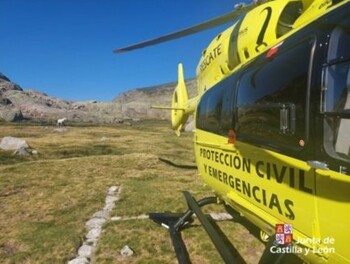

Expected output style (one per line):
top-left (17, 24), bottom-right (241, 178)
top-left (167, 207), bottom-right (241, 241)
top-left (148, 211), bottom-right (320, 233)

top-left (114, 3), bottom-right (254, 53)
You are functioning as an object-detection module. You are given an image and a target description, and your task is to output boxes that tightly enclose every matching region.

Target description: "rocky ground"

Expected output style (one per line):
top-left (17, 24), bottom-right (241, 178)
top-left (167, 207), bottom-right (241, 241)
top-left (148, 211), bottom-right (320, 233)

top-left (0, 72), bottom-right (197, 123)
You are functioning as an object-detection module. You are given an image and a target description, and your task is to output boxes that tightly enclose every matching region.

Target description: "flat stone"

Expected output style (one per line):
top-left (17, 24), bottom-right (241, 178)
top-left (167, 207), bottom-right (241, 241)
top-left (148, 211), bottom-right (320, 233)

top-left (68, 256), bottom-right (89, 264)
top-left (68, 185), bottom-right (121, 262)
top-left (105, 195), bottom-right (118, 205)
top-left (136, 214), bottom-right (149, 220)
top-left (111, 216), bottom-right (122, 221)
top-left (103, 204), bottom-right (113, 211)
top-left (85, 218), bottom-right (106, 229)
top-left (86, 227), bottom-right (101, 240)
top-left (85, 238), bottom-right (98, 247)
top-left (108, 186), bottom-right (119, 194)
top-left (78, 245), bottom-right (93, 258)
top-left (93, 210), bottom-right (109, 219)
top-left (209, 213), bottom-right (233, 221)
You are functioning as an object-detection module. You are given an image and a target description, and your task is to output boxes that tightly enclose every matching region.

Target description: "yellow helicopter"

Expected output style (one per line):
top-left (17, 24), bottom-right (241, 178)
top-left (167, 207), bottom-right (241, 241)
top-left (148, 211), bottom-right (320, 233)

top-left (115, 0), bottom-right (350, 263)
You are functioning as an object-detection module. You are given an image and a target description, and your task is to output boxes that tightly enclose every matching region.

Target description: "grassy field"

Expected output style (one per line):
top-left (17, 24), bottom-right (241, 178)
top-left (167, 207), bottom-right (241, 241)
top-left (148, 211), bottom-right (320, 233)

top-left (0, 121), bottom-right (264, 263)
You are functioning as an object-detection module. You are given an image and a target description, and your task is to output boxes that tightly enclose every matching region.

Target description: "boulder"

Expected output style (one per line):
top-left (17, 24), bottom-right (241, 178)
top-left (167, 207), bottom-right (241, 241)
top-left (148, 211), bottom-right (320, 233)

top-left (0, 107), bottom-right (24, 122)
top-left (13, 146), bottom-right (29, 156)
top-left (0, 136), bottom-right (29, 151)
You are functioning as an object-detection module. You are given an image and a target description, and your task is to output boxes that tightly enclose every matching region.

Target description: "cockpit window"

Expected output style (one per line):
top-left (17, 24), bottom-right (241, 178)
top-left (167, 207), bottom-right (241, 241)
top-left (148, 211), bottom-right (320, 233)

top-left (327, 24), bottom-right (350, 63)
top-left (323, 23), bottom-right (350, 162)
top-left (324, 60), bottom-right (350, 114)
top-left (196, 75), bottom-right (236, 135)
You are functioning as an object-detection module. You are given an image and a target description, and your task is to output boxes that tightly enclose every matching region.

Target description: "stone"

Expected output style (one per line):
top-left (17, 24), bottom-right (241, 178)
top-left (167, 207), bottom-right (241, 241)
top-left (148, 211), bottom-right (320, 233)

top-left (105, 195), bottom-right (118, 205)
top-left (78, 244), bottom-right (93, 258)
top-left (67, 257), bottom-right (89, 264)
top-left (85, 218), bottom-right (106, 229)
top-left (86, 227), bottom-right (101, 240)
top-left (0, 136), bottom-right (29, 150)
top-left (209, 213), bottom-right (233, 221)
top-left (120, 245), bottom-right (134, 257)
top-left (68, 185), bottom-right (120, 262)
top-left (111, 216), bottom-right (122, 221)
top-left (13, 146), bottom-right (29, 156)
top-left (103, 203), bottom-right (115, 211)
top-left (0, 107), bottom-right (23, 122)
top-left (92, 210), bottom-right (109, 219)
top-left (108, 185), bottom-right (119, 194)
top-left (136, 214), bottom-right (149, 220)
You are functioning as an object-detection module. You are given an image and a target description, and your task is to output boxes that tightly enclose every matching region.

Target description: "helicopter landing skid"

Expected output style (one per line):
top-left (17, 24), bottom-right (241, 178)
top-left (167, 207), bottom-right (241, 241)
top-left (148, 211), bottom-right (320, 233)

top-left (149, 191), bottom-right (245, 264)
top-left (149, 191), bottom-right (289, 264)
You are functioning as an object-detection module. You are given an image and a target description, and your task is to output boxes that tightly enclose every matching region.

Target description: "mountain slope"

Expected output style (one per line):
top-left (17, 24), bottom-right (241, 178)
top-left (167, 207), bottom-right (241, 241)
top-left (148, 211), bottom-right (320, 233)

top-left (0, 73), bottom-right (24, 122)
top-left (113, 79), bottom-right (197, 119)
top-left (0, 73), bottom-right (197, 123)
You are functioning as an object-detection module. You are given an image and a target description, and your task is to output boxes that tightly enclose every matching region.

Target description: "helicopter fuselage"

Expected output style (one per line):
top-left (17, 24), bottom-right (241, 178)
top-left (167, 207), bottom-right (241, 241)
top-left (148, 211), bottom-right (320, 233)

top-left (194, 1), bottom-right (350, 263)
top-left (115, 0), bottom-right (350, 262)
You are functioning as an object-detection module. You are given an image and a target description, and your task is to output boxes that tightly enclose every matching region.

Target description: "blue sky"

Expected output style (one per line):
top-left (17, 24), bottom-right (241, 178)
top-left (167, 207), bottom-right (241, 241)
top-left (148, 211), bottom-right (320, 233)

top-left (0, 0), bottom-right (248, 101)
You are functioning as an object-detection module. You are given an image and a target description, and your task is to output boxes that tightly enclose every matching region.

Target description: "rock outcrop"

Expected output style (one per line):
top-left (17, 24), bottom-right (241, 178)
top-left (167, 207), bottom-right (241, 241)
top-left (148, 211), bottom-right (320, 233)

top-left (0, 72), bottom-right (197, 123)
top-left (0, 73), bottom-right (23, 92)
top-left (0, 73), bottom-right (24, 122)
top-left (113, 79), bottom-right (197, 120)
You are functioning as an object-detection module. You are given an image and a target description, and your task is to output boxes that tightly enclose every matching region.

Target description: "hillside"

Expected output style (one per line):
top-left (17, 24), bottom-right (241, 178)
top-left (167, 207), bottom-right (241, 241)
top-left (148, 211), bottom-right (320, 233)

top-left (0, 73), bottom-right (197, 123)
top-left (113, 79), bottom-right (197, 119)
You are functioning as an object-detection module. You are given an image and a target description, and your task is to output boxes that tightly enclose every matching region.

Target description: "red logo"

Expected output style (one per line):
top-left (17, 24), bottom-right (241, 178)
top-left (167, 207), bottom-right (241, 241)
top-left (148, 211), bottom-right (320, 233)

top-left (275, 224), bottom-right (293, 245)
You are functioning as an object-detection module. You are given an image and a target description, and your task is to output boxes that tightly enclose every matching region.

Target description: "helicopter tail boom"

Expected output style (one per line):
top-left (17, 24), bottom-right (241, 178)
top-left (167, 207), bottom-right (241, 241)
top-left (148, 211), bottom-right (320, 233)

top-left (151, 64), bottom-right (198, 136)
top-left (171, 64), bottom-right (198, 136)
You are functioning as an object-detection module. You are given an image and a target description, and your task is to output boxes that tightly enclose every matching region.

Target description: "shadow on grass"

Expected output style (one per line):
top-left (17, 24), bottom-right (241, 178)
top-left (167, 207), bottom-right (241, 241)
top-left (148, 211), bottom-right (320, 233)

top-left (53, 144), bottom-right (128, 159)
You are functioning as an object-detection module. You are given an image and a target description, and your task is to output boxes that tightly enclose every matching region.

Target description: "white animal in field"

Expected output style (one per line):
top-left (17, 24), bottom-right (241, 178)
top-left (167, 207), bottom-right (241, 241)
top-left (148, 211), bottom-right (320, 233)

top-left (57, 117), bottom-right (67, 126)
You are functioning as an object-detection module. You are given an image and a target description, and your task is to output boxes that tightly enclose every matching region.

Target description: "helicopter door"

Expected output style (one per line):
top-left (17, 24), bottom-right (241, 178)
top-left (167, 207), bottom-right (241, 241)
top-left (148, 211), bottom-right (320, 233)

top-left (233, 37), bottom-right (317, 239)
top-left (195, 35), bottom-right (318, 240)
top-left (314, 21), bottom-right (350, 263)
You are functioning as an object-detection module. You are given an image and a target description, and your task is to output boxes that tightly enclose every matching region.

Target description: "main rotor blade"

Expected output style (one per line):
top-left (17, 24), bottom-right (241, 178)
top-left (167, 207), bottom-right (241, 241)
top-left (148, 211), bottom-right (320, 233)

top-left (114, 4), bottom-right (253, 53)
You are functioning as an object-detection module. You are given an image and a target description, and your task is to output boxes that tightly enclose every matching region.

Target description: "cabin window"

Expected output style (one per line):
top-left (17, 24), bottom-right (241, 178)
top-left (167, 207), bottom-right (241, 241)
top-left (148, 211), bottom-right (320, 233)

top-left (323, 21), bottom-right (350, 162)
top-left (196, 75), bottom-right (236, 135)
top-left (236, 39), bottom-right (314, 149)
